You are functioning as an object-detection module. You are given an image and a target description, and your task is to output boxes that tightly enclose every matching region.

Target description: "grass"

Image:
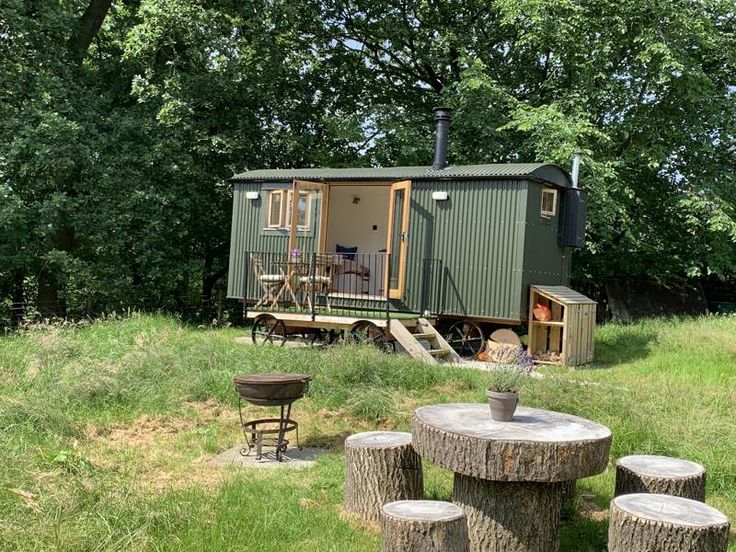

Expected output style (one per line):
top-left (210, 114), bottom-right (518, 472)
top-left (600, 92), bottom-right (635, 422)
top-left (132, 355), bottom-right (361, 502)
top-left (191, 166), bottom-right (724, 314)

top-left (0, 313), bottom-right (734, 551)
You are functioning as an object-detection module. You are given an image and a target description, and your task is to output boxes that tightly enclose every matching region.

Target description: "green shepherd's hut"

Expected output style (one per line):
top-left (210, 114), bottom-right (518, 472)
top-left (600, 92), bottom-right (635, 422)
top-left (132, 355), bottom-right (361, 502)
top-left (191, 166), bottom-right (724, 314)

top-left (227, 108), bottom-right (596, 366)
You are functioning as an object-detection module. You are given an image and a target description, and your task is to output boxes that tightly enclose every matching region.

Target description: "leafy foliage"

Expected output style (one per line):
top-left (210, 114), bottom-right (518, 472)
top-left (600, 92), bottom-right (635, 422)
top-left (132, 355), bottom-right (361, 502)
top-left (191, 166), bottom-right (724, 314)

top-left (1, 0), bottom-right (735, 323)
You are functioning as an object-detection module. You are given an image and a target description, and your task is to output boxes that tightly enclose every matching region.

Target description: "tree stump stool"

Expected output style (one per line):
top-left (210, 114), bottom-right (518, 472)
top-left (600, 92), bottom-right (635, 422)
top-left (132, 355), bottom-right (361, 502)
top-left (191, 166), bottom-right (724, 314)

top-left (381, 500), bottom-right (469, 552)
top-left (609, 493), bottom-right (730, 552)
top-left (412, 403), bottom-right (611, 552)
top-left (615, 455), bottom-right (706, 502)
top-left (344, 431), bottom-right (423, 521)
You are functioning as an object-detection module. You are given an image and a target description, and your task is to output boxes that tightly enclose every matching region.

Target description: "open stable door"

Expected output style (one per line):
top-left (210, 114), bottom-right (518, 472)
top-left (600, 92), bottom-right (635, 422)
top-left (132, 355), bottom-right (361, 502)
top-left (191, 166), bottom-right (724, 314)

top-left (288, 180), bottom-right (329, 254)
top-left (385, 180), bottom-right (411, 299)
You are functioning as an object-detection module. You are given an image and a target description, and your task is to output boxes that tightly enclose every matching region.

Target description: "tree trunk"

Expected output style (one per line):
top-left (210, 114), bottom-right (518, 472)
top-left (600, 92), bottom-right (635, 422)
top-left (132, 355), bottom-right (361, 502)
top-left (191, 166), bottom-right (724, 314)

top-left (68, 0), bottom-right (113, 58)
top-left (453, 473), bottom-right (563, 552)
top-left (344, 431), bottom-right (423, 522)
top-left (615, 456), bottom-right (706, 502)
top-left (608, 494), bottom-right (729, 552)
top-left (381, 500), bottom-right (469, 552)
top-left (37, 226), bottom-right (74, 318)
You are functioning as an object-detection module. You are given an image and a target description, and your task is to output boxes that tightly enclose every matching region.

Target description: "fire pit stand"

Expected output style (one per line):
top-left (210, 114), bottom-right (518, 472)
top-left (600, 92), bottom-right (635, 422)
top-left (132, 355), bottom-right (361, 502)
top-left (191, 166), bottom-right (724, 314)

top-left (233, 373), bottom-right (311, 462)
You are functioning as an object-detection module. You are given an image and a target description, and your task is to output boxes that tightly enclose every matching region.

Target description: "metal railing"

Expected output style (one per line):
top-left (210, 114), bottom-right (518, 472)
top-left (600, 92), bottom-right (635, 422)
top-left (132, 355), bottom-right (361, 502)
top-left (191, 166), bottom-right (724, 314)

top-left (242, 251), bottom-right (393, 321)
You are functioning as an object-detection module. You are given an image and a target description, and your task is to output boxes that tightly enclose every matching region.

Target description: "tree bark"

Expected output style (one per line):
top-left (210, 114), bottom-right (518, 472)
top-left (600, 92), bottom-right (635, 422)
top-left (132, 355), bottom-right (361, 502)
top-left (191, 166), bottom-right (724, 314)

top-left (608, 494), bottom-right (729, 552)
top-left (615, 456), bottom-right (706, 502)
top-left (453, 473), bottom-right (563, 552)
top-left (344, 432), bottom-right (423, 522)
top-left (411, 405), bottom-right (611, 482)
top-left (381, 500), bottom-right (469, 552)
top-left (68, 0), bottom-right (113, 58)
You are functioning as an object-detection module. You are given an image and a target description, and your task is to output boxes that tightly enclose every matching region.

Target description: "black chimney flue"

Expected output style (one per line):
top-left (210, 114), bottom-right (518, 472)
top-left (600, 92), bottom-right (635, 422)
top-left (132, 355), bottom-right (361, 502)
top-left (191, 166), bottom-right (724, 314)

top-left (432, 107), bottom-right (452, 170)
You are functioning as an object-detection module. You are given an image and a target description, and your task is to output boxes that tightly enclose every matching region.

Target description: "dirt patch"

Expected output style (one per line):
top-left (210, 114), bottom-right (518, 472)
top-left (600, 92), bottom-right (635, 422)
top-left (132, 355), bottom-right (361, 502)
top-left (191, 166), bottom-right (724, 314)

top-left (84, 399), bottom-right (242, 493)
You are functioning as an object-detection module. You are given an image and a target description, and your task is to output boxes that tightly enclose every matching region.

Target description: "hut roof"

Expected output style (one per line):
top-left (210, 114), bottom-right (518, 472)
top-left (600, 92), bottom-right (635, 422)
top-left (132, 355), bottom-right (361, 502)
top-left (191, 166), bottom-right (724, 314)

top-left (232, 163), bottom-right (572, 188)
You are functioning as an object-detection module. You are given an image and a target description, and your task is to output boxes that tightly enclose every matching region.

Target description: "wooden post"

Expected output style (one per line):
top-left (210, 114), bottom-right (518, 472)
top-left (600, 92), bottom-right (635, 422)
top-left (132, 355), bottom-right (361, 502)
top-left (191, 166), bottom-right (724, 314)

top-left (608, 494), bottom-right (729, 552)
top-left (615, 455), bottom-right (706, 502)
top-left (381, 500), bottom-right (469, 552)
top-left (344, 431), bottom-right (423, 521)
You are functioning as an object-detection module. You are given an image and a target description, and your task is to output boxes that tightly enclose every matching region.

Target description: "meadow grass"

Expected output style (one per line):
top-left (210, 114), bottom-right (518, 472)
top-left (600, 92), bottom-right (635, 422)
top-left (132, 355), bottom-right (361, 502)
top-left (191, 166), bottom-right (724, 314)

top-left (0, 314), bottom-right (734, 551)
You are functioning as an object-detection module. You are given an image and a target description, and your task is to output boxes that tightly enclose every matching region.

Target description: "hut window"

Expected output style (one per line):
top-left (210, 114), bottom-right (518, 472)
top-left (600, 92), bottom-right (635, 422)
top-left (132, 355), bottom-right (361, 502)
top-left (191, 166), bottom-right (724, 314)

top-left (265, 190), bottom-right (311, 230)
top-left (541, 188), bottom-right (558, 217)
top-left (267, 190), bottom-right (283, 227)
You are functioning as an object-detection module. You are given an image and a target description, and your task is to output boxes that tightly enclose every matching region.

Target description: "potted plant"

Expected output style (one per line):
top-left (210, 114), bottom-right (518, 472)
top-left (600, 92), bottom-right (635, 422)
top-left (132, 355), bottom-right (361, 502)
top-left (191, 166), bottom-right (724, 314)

top-left (485, 346), bottom-right (534, 421)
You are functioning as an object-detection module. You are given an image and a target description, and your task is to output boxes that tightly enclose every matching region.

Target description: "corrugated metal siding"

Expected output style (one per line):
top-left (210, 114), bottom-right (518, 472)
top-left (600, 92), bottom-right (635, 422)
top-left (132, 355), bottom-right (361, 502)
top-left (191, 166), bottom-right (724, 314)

top-left (520, 182), bottom-right (570, 316)
top-left (403, 179), bottom-right (529, 320)
top-left (227, 183), bottom-right (318, 298)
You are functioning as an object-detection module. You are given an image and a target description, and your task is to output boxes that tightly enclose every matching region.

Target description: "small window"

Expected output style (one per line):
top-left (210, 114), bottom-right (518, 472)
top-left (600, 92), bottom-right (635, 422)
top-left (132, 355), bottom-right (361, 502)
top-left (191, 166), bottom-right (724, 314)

top-left (541, 188), bottom-right (558, 217)
top-left (265, 189), bottom-right (311, 230)
top-left (267, 190), bottom-right (283, 227)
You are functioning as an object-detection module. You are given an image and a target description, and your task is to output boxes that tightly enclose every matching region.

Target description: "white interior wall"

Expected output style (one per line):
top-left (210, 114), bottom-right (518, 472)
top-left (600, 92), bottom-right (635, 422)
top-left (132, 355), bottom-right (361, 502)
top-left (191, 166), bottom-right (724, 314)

top-left (325, 185), bottom-right (390, 295)
top-left (326, 186), bottom-right (390, 254)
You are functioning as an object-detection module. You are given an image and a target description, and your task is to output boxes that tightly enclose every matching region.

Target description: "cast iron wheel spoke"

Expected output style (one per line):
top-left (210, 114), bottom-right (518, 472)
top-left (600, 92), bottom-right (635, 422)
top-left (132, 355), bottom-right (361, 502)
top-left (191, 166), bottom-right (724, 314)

top-left (252, 316), bottom-right (287, 347)
top-left (445, 320), bottom-right (484, 359)
top-left (350, 321), bottom-right (389, 351)
top-left (267, 320), bottom-right (287, 346)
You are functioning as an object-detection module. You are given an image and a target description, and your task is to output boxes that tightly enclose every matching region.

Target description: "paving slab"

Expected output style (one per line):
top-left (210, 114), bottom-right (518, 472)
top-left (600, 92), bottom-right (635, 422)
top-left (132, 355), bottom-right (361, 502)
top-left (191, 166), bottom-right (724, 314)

top-left (210, 444), bottom-right (322, 469)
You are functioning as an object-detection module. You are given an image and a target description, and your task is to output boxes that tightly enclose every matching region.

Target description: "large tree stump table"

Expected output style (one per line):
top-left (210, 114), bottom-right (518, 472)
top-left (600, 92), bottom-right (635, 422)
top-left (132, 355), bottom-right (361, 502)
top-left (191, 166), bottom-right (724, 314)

top-left (412, 403), bottom-right (612, 552)
top-left (381, 500), bottom-right (469, 552)
top-left (615, 455), bottom-right (706, 501)
top-left (344, 431), bottom-right (423, 521)
top-left (609, 493), bottom-right (730, 552)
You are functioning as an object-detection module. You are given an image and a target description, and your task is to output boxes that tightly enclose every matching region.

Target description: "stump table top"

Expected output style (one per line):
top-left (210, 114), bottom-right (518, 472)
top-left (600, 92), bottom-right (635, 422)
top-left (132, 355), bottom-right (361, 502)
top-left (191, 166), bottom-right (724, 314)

top-left (382, 500), bottom-right (465, 522)
top-left (345, 431), bottom-right (412, 448)
top-left (612, 494), bottom-right (729, 528)
top-left (616, 454), bottom-right (705, 478)
top-left (412, 403), bottom-right (612, 481)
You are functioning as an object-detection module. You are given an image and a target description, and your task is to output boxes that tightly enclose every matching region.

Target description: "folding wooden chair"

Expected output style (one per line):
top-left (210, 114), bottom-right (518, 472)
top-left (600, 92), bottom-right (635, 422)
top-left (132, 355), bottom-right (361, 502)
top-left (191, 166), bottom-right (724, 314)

top-left (250, 254), bottom-right (285, 308)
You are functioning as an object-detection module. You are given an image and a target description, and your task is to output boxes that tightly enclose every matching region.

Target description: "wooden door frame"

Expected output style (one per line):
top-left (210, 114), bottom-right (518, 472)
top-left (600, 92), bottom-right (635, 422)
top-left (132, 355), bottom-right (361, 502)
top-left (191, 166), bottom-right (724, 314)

top-left (289, 180), bottom-right (330, 253)
top-left (385, 180), bottom-right (411, 299)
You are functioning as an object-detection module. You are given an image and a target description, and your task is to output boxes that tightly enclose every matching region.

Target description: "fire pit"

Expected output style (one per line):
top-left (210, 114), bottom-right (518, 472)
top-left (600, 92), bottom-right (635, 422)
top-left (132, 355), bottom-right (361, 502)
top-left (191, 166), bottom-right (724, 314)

top-left (233, 373), bottom-right (312, 461)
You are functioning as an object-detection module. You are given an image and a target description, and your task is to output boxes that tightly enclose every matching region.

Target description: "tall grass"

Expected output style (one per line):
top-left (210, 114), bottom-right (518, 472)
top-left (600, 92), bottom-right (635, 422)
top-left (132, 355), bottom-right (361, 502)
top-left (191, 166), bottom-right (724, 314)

top-left (0, 314), bottom-right (734, 551)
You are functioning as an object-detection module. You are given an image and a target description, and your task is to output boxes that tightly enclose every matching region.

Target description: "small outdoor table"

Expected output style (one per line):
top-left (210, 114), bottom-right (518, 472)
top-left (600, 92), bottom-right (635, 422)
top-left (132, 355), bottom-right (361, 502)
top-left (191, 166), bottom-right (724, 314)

top-left (412, 403), bottom-right (612, 552)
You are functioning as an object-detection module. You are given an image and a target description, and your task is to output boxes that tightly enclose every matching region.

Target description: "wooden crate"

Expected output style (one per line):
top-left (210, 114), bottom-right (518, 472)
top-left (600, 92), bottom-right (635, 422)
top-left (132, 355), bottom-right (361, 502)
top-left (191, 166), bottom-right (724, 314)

top-left (528, 285), bottom-right (596, 366)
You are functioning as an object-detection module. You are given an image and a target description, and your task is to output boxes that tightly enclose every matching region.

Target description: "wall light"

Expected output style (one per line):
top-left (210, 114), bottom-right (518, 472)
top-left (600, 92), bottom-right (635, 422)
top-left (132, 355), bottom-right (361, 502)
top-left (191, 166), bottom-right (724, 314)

top-left (432, 191), bottom-right (449, 201)
top-left (245, 191), bottom-right (259, 200)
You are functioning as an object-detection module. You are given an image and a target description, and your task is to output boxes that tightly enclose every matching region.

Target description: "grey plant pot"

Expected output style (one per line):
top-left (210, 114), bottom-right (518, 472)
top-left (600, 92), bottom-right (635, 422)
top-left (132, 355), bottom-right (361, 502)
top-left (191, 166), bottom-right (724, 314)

top-left (486, 389), bottom-right (518, 422)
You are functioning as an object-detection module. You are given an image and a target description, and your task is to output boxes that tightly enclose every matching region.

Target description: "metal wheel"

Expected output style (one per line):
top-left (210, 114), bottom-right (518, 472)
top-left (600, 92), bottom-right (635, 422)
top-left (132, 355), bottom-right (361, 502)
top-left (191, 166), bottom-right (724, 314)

top-left (349, 321), bottom-right (390, 351)
top-left (445, 320), bottom-right (485, 359)
top-left (252, 315), bottom-right (287, 347)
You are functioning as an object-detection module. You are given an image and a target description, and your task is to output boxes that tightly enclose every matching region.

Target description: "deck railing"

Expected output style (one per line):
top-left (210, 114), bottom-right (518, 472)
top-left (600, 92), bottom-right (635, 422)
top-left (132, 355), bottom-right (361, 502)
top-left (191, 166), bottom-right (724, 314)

top-left (242, 251), bottom-right (393, 321)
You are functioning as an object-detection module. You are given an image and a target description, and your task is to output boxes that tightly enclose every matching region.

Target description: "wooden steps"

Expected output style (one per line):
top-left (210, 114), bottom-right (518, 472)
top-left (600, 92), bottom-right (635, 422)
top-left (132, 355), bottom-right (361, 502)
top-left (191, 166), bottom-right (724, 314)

top-left (389, 318), bottom-right (461, 364)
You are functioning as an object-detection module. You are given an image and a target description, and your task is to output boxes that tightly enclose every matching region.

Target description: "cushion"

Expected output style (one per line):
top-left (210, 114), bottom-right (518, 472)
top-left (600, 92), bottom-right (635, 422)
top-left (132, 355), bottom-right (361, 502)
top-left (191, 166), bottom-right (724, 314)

top-left (258, 274), bottom-right (284, 283)
top-left (336, 243), bottom-right (358, 260)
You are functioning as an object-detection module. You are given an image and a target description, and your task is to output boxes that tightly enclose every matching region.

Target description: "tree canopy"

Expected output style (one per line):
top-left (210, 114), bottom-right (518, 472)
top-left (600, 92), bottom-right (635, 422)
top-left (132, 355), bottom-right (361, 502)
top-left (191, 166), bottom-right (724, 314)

top-left (1, 0), bottom-right (734, 324)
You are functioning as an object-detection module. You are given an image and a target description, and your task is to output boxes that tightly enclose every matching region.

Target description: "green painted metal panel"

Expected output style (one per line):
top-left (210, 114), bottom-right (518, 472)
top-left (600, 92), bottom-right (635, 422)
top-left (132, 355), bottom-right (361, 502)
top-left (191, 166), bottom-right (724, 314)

top-left (520, 182), bottom-right (571, 317)
top-left (227, 183), bottom-right (318, 298)
top-left (401, 179), bottom-right (529, 321)
top-left (228, 177), bottom-right (570, 323)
